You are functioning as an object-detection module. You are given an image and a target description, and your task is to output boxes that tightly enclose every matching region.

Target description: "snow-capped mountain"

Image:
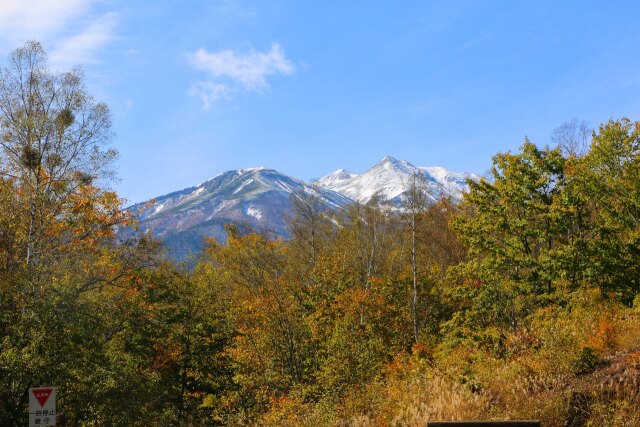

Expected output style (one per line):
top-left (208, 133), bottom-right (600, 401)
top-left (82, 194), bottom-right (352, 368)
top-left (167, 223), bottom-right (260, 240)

top-left (127, 156), bottom-right (478, 259)
top-left (128, 167), bottom-right (352, 259)
top-left (316, 156), bottom-right (479, 206)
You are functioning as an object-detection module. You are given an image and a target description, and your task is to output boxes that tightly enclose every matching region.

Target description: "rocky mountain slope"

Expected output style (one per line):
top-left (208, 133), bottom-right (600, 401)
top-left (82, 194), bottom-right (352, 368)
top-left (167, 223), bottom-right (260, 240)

top-left (128, 156), bottom-right (478, 259)
top-left (128, 167), bottom-right (352, 259)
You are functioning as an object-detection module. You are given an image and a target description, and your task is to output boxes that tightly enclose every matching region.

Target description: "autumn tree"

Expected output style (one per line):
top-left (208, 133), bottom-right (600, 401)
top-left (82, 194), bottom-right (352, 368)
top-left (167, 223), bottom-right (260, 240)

top-left (284, 186), bottom-right (337, 312)
top-left (413, 199), bottom-right (465, 346)
top-left (0, 41), bottom-right (116, 272)
top-left (286, 186), bottom-right (334, 268)
top-left (551, 119), bottom-right (592, 157)
top-left (310, 199), bottom-right (405, 403)
top-left (199, 231), bottom-right (315, 421)
top-left (0, 42), bottom-right (163, 426)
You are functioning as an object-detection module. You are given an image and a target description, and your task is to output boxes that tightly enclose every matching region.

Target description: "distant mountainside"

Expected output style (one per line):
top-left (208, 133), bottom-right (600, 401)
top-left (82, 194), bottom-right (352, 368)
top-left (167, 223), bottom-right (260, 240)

top-left (128, 167), bottom-right (352, 259)
top-left (128, 156), bottom-right (478, 259)
top-left (315, 155), bottom-right (480, 206)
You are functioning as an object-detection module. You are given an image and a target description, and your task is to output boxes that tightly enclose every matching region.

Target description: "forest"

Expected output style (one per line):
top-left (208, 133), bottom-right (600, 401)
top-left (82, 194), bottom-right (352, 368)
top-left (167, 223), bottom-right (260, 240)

top-left (1, 42), bottom-right (640, 426)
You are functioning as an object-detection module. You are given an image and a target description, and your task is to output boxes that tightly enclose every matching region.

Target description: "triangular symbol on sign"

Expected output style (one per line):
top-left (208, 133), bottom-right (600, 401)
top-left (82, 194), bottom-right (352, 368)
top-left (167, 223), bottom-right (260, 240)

top-left (32, 388), bottom-right (52, 407)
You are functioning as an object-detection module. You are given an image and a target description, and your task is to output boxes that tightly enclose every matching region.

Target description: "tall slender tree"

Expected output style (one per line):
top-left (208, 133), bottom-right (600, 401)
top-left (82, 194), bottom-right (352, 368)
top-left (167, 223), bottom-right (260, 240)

top-left (0, 41), bottom-right (116, 270)
top-left (403, 172), bottom-right (429, 343)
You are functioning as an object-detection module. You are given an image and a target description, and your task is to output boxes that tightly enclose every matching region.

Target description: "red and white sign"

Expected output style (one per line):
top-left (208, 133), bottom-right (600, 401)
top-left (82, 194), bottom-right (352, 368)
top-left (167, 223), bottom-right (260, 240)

top-left (29, 387), bottom-right (56, 427)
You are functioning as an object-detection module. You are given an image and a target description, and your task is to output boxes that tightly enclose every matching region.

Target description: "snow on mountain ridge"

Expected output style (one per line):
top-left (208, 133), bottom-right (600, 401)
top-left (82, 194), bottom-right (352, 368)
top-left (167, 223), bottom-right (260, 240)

top-left (129, 166), bottom-right (353, 255)
top-left (126, 157), bottom-right (479, 260)
top-left (317, 168), bottom-right (357, 189)
top-left (316, 156), bottom-right (478, 206)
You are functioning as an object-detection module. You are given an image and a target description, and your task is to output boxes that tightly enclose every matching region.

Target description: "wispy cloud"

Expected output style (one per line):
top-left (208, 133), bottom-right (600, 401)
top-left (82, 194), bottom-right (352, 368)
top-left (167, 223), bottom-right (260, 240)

top-left (187, 82), bottom-right (234, 110)
top-left (49, 12), bottom-right (119, 69)
top-left (212, 0), bottom-right (256, 22)
top-left (0, 0), bottom-right (89, 43)
top-left (0, 0), bottom-right (117, 69)
top-left (187, 43), bottom-right (296, 108)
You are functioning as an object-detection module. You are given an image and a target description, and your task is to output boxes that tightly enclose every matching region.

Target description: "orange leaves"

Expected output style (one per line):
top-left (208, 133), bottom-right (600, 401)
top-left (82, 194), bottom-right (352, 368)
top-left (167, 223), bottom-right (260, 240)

top-left (151, 341), bottom-right (181, 370)
top-left (329, 285), bottom-right (386, 322)
top-left (586, 315), bottom-right (619, 353)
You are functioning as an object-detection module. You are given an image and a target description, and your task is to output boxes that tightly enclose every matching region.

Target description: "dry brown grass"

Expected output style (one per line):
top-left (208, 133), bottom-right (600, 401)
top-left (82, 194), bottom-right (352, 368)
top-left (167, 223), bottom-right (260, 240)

top-left (257, 302), bottom-right (640, 426)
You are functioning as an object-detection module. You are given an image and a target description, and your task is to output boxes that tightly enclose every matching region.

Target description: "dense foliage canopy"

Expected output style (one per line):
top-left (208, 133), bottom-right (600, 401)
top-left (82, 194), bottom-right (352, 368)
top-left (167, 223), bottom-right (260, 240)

top-left (1, 42), bottom-right (639, 426)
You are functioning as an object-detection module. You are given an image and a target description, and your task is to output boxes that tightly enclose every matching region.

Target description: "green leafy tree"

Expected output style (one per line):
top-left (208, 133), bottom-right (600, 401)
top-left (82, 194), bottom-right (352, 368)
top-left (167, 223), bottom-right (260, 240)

top-left (573, 119), bottom-right (640, 302)
top-left (450, 140), bottom-right (567, 342)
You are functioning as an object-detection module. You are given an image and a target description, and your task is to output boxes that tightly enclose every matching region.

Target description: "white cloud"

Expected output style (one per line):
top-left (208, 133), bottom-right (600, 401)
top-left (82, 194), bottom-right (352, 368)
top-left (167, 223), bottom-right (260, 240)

top-left (188, 82), bottom-right (234, 110)
top-left (0, 0), bottom-right (89, 44)
top-left (0, 0), bottom-right (117, 68)
top-left (49, 12), bottom-right (118, 69)
top-left (187, 43), bottom-right (296, 107)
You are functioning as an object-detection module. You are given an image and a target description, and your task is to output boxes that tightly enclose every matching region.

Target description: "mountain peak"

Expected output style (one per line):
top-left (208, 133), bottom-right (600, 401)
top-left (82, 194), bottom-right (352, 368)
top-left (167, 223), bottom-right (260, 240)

top-left (315, 168), bottom-right (357, 190)
top-left (129, 166), bottom-right (353, 260)
top-left (374, 155), bottom-right (415, 174)
top-left (320, 168), bottom-right (355, 179)
top-left (127, 158), bottom-right (478, 260)
top-left (380, 155), bottom-right (400, 164)
top-left (237, 166), bottom-right (269, 174)
top-left (316, 156), bottom-right (477, 206)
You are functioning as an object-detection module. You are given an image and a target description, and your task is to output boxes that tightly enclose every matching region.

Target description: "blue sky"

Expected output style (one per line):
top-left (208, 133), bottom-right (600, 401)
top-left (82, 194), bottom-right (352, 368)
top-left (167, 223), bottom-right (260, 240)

top-left (1, 0), bottom-right (639, 203)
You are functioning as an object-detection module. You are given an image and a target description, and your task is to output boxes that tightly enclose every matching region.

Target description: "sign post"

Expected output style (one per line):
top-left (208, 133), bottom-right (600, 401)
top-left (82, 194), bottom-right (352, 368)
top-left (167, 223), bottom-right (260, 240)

top-left (28, 387), bottom-right (56, 427)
